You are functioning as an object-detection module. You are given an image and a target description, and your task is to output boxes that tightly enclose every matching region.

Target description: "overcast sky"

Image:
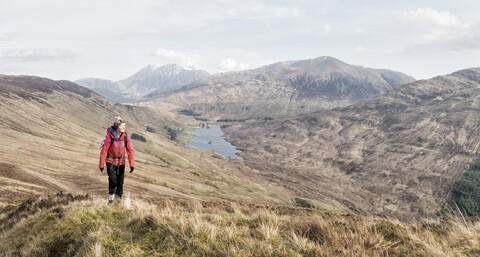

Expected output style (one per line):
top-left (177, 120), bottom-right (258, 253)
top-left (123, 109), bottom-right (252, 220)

top-left (1, 0), bottom-right (479, 81)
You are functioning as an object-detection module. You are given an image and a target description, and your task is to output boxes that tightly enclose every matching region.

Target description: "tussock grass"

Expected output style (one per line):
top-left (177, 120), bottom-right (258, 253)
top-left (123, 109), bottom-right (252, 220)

top-left (2, 193), bottom-right (480, 256)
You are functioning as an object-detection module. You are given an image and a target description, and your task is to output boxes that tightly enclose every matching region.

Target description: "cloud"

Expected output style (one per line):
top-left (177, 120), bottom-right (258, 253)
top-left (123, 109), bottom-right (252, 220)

top-left (0, 34), bottom-right (10, 40)
top-left (250, 3), bottom-right (303, 19)
top-left (402, 7), bottom-right (480, 51)
top-left (403, 8), bottom-right (459, 29)
top-left (1, 48), bottom-right (74, 62)
top-left (154, 48), bottom-right (199, 67)
top-left (147, 1), bottom-right (304, 27)
top-left (155, 48), bottom-right (189, 60)
top-left (219, 58), bottom-right (237, 70)
top-left (219, 58), bottom-right (253, 71)
top-left (355, 46), bottom-right (366, 53)
top-left (323, 24), bottom-right (331, 33)
top-left (305, 24), bottom-right (332, 37)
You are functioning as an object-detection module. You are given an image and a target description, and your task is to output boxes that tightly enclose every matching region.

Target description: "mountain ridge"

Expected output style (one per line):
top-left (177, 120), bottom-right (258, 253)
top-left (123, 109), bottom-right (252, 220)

top-left (139, 56), bottom-right (415, 119)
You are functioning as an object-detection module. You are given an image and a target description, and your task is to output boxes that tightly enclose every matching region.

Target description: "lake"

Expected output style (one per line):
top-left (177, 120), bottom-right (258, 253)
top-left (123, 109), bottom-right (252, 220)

top-left (188, 125), bottom-right (242, 159)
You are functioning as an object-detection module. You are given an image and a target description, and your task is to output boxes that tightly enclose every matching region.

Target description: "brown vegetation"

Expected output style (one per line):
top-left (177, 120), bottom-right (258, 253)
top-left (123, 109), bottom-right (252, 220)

top-left (228, 68), bottom-right (480, 221)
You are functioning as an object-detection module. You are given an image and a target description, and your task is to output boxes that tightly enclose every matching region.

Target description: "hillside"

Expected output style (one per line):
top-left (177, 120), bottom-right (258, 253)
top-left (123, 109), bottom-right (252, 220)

top-left (227, 68), bottom-right (480, 221)
top-left (0, 74), bottom-right (292, 208)
top-left (2, 193), bottom-right (479, 256)
top-left (137, 57), bottom-right (415, 120)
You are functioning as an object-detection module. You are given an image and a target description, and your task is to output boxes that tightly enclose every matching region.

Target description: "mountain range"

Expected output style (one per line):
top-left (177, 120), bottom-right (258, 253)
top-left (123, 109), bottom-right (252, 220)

top-left (138, 56), bottom-right (415, 119)
top-left (3, 60), bottom-right (480, 222)
top-left (75, 64), bottom-right (210, 102)
top-left (226, 68), bottom-right (480, 221)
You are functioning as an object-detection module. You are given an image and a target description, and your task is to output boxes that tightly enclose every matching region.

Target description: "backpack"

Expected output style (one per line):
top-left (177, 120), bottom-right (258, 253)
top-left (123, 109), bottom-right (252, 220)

top-left (100, 133), bottom-right (128, 153)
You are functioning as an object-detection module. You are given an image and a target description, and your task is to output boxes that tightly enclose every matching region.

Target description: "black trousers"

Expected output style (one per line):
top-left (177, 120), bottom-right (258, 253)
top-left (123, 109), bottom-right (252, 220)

top-left (106, 163), bottom-right (125, 197)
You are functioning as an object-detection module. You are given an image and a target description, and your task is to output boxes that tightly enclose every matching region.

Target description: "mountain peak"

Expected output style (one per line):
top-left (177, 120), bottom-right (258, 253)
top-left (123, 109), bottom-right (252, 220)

top-left (129, 63), bottom-right (206, 79)
top-left (75, 64), bottom-right (210, 103)
top-left (115, 64), bottom-right (210, 98)
top-left (315, 56), bottom-right (332, 61)
top-left (142, 63), bottom-right (198, 73)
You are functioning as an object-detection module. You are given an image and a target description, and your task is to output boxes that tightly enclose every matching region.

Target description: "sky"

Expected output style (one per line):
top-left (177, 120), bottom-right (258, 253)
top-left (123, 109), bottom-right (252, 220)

top-left (1, 0), bottom-right (480, 81)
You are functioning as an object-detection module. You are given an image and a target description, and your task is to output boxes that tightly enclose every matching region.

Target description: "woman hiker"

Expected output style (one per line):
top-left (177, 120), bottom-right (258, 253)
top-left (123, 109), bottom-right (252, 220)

top-left (99, 116), bottom-right (135, 203)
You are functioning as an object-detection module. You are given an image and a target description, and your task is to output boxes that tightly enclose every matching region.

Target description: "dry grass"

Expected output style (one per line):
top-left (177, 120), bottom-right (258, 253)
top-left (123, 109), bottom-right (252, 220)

top-left (1, 193), bottom-right (480, 256)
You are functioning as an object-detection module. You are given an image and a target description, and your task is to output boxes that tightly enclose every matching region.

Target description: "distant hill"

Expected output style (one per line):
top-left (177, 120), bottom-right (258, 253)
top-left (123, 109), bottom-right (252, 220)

top-left (227, 68), bottom-right (480, 221)
top-left (74, 78), bottom-right (131, 102)
top-left (139, 57), bottom-right (415, 119)
top-left (75, 64), bottom-right (210, 102)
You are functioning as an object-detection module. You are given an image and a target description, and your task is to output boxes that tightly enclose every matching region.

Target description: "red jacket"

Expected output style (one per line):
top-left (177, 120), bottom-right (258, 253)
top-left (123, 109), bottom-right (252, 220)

top-left (99, 126), bottom-right (135, 168)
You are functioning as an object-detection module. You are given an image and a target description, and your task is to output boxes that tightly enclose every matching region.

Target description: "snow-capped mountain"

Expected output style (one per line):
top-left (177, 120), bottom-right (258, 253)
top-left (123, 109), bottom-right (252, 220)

top-left (75, 64), bottom-right (210, 102)
top-left (119, 64), bottom-right (210, 99)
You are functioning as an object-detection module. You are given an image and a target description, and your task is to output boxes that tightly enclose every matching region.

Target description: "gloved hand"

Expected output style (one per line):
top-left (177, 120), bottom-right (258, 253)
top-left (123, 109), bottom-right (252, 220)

top-left (130, 167), bottom-right (134, 173)
top-left (100, 167), bottom-right (104, 172)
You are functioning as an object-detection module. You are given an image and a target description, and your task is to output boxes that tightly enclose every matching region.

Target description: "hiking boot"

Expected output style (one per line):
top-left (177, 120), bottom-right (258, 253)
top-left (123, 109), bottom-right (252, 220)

top-left (108, 194), bottom-right (115, 203)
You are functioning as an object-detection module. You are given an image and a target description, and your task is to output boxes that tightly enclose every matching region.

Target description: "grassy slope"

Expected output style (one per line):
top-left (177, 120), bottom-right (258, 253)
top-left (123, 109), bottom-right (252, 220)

top-left (0, 76), bottom-right (295, 210)
top-left (1, 193), bottom-right (480, 256)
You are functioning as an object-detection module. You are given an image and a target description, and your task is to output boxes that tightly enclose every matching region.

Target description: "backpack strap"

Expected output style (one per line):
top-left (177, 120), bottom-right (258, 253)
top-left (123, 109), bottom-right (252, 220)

top-left (124, 133), bottom-right (129, 152)
top-left (109, 133), bottom-right (127, 144)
